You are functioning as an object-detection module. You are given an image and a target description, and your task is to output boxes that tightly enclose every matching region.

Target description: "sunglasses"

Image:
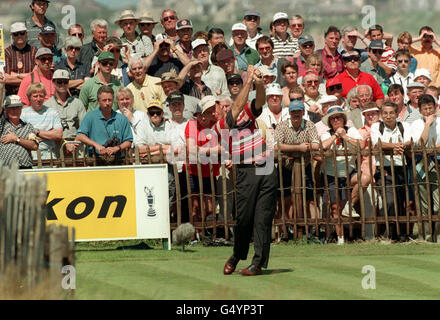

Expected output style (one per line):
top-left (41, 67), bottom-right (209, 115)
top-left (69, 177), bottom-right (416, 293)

top-left (301, 43), bottom-right (314, 48)
top-left (139, 23), bottom-right (154, 27)
top-left (290, 97), bottom-right (304, 101)
top-left (397, 59), bottom-right (409, 63)
top-left (329, 84), bottom-right (342, 91)
top-left (12, 31), bottom-right (26, 36)
top-left (228, 80), bottom-right (242, 86)
top-left (343, 56), bottom-right (360, 62)
top-left (291, 24), bottom-right (303, 27)
top-left (38, 56), bottom-right (53, 62)
top-left (148, 110), bottom-right (163, 117)
top-left (372, 49), bottom-right (384, 55)
top-left (162, 15), bottom-right (177, 22)
top-left (67, 46), bottom-right (81, 51)
top-left (244, 16), bottom-right (259, 21)
top-left (258, 46), bottom-right (272, 52)
top-left (100, 60), bottom-right (113, 66)
top-left (55, 79), bottom-right (69, 85)
top-left (71, 33), bottom-right (83, 37)
top-left (329, 115), bottom-right (344, 121)
top-left (306, 80), bottom-right (319, 86)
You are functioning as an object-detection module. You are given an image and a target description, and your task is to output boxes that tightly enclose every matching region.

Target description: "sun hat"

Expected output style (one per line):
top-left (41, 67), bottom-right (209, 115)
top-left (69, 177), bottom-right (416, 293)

top-left (322, 106), bottom-right (348, 127)
top-left (115, 10), bottom-right (139, 26)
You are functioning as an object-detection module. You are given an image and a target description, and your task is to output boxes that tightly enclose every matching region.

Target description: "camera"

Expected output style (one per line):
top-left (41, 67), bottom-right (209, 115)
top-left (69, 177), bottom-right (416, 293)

top-left (61, 119), bottom-right (69, 131)
top-left (103, 136), bottom-right (121, 148)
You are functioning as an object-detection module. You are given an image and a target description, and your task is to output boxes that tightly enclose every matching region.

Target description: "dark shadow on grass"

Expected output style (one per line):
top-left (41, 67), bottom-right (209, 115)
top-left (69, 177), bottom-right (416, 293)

top-left (262, 268), bottom-right (293, 275)
top-left (116, 242), bottom-right (153, 250)
top-left (172, 249), bottom-right (197, 253)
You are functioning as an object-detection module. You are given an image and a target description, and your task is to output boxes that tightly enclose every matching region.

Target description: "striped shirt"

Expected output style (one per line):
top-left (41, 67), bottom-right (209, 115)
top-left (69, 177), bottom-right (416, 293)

top-left (271, 34), bottom-right (299, 58)
top-left (0, 119), bottom-right (35, 168)
top-left (20, 106), bottom-right (62, 160)
top-left (381, 45), bottom-right (397, 70)
top-left (4, 43), bottom-right (38, 95)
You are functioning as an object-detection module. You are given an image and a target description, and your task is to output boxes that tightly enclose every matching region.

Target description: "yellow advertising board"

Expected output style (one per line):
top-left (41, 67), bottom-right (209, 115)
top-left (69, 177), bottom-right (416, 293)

top-left (23, 165), bottom-right (170, 247)
top-left (0, 24), bottom-right (4, 67)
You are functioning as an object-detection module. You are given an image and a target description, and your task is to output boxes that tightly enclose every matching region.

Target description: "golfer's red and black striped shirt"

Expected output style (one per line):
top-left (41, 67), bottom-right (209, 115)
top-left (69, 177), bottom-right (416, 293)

top-left (5, 44), bottom-right (37, 74)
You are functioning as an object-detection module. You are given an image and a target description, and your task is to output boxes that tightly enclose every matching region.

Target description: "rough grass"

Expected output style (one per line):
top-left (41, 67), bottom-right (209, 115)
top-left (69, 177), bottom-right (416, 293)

top-left (72, 240), bottom-right (440, 300)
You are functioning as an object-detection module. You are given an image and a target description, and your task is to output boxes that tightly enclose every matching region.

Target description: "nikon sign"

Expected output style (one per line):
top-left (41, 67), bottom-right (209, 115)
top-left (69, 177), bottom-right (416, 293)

top-left (23, 165), bottom-right (170, 248)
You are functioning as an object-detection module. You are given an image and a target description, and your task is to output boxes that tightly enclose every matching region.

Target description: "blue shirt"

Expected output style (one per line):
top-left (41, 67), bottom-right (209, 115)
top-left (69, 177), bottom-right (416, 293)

top-left (77, 108), bottom-right (133, 154)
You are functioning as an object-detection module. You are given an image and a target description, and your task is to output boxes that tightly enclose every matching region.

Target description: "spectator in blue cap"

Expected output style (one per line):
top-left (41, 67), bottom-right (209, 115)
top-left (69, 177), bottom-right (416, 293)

top-left (274, 99), bottom-right (321, 232)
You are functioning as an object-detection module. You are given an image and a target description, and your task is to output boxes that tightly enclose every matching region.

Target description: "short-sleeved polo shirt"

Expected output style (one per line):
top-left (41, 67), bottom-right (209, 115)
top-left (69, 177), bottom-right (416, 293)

top-left (79, 74), bottom-right (123, 112)
top-left (334, 70), bottom-right (384, 101)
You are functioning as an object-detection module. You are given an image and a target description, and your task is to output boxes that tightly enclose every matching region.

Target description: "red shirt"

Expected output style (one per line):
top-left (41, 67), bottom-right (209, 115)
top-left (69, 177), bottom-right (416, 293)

top-left (321, 47), bottom-right (344, 80)
top-left (184, 119), bottom-right (220, 177)
top-left (335, 70), bottom-right (385, 101)
top-left (17, 69), bottom-right (54, 106)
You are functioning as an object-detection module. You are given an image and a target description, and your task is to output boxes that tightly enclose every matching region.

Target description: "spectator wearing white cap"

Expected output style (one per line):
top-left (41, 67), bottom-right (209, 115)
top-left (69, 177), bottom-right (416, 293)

top-left (25, 0), bottom-right (61, 49)
top-left (115, 10), bottom-right (153, 60)
top-left (191, 39), bottom-right (228, 96)
top-left (228, 10), bottom-right (263, 50)
top-left (257, 83), bottom-right (290, 132)
top-left (17, 47), bottom-right (55, 105)
top-left (45, 69), bottom-right (86, 155)
top-left (406, 81), bottom-right (425, 113)
top-left (54, 36), bottom-right (90, 97)
top-left (4, 22), bottom-right (38, 96)
top-left (413, 68), bottom-right (432, 88)
top-left (271, 12), bottom-right (299, 59)
top-left (230, 23), bottom-right (260, 71)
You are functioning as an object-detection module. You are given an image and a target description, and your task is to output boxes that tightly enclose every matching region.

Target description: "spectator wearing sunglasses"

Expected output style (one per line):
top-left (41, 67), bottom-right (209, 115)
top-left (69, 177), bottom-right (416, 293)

top-left (334, 51), bottom-right (384, 107)
top-left (17, 47), bottom-right (55, 105)
top-left (360, 40), bottom-right (391, 89)
top-left (338, 26), bottom-right (368, 63)
top-left (45, 69), bottom-right (86, 155)
top-left (366, 25), bottom-right (397, 76)
top-left (79, 51), bottom-right (123, 112)
top-left (227, 10), bottom-right (263, 50)
top-left (138, 11), bottom-right (158, 43)
top-left (54, 36), bottom-right (90, 97)
top-left (68, 24), bottom-right (85, 44)
top-left (389, 49), bottom-right (415, 103)
top-left (303, 69), bottom-right (323, 120)
top-left (255, 36), bottom-right (287, 87)
top-left (115, 10), bottom-right (153, 61)
top-left (159, 9), bottom-right (179, 42)
top-left (396, 32), bottom-right (417, 74)
top-left (4, 22), bottom-right (38, 96)
top-left (293, 34), bottom-right (315, 78)
top-left (325, 77), bottom-right (346, 108)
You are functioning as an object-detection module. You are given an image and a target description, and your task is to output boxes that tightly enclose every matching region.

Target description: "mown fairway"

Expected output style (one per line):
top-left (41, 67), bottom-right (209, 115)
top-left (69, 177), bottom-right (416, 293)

top-left (74, 241), bottom-right (440, 300)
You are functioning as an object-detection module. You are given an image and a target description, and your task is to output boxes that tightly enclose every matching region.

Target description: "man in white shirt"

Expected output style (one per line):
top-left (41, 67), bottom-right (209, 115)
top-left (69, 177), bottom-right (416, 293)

top-left (390, 50), bottom-right (414, 102)
top-left (257, 83), bottom-right (290, 130)
top-left (410, 94), bottom-right (440, 242)
top-left (371, 101), bottom-right (412, 241)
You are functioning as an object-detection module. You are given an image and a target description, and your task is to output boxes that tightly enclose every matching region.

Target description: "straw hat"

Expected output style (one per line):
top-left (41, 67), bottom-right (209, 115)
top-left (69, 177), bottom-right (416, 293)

top-left (138, 11), bottom-right (158, 24)
top-left (115, 10), bottom-right (140, 26)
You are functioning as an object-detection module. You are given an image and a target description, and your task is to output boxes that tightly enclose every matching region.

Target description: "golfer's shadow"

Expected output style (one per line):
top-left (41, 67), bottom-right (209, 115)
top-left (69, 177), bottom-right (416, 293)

top-left (262, 268), bottom-right (293, 275)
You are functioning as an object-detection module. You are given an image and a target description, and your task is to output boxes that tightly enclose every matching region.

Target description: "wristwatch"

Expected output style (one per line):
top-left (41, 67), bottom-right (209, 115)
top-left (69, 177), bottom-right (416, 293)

top-left (35, 129), bottom-right (40, 137)
top-left (16, 137), bottom-right (21, 144)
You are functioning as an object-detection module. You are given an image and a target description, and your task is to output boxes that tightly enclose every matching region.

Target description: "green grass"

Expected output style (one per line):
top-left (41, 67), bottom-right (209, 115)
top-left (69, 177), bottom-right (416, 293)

top-left (73, 240), bottom-right (440, 300)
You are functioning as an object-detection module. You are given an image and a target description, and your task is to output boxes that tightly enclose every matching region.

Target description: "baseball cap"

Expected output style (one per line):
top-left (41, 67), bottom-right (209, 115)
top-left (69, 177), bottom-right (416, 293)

top-left (191, 38), bottom-right (208, 50)
top-left (244, 9), bottom-right (260, 17)
top-left (298, 34), bottom-right (314, 46)
top-left (272, 12), bottom-right (289, 23)
top-left (166, 91), bottom-right (184, 104)
top-left (53, 69), bottom-right (70, 80)
top-left (10, 22), bottom-right (27, 33)
top-left (148, 99), bottom-right (164, 110)
top-left (414, 68), bottom-right (432, 81)
top-left (40, 23), bottom-right (56, 35)
top-left (232, 23), bottom-right (247, 32)
top-left (3, 95), bottom-right (24, 108)
top-left (342, 50), bottom-right (360, 58)
top-left (98, 51), bottom-right (115, 61)
top-left (200, 95), bottom-right (217, 114)
top-left (227, 74), bottom-right (243, 83)
top-left (326, 77), bottom-right (342, 88)
top-left (216, 49), bottom-right (234, 62)
top-left (35, 47), bottom-right (54, 59)
top-left (266, 83), bottom-right (283, 96)
top-left (64, 36), bottom-right (82, 49)
top-left (289, 100), bottom-right (305, 112)
top-left (369, 40), bottom-right (384, 50)
top-left (176, 19), bottom-right (193, 30)
top-left (407, 81), bottom-right (426, 89)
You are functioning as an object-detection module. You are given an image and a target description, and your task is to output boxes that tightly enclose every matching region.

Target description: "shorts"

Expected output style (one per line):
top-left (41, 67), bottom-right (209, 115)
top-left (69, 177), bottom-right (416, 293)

top-left (324, 170), bottom-right (357, 204)
top-left (279, 164), bottom-right (315, 201)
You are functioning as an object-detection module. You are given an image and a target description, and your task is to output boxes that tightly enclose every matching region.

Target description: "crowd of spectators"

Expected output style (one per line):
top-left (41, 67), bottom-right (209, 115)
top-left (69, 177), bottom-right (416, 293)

top-left (1, 0), bottom-right (440, 244)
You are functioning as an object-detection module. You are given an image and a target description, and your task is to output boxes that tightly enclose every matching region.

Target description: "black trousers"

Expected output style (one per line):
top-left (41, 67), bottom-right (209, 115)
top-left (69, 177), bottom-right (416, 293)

top-left (233, 165), bottom-right (278, 269)
top-left (374, 166), bottom-right (407, 238)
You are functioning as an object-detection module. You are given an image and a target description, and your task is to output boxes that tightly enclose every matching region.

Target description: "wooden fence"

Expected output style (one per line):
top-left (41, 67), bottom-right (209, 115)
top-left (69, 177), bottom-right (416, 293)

top-left (31, 139), bottom-right (440, 242)
top-left (0, 163), bottom-right (75, 297)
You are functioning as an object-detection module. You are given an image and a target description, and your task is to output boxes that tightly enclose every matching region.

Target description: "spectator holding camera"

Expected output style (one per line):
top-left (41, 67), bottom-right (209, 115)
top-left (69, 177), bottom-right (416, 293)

top-left (76, 85), bottom-right (132, 158)
top-left (410, 26), bottom-right (440, 87)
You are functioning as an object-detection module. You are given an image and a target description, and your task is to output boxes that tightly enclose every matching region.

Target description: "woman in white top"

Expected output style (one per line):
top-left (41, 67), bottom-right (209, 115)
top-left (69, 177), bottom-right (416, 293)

top-left (321, 106), bottom-right (365, 244)
top-left (116, 87), bottom-right (148, 146)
